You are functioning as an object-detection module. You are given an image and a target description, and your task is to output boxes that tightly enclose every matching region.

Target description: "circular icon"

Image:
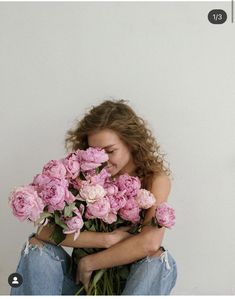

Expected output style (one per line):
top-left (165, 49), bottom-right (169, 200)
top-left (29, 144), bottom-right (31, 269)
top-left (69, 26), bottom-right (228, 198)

top-left (8, 273), bottom-right (23, 288)
top-left (208, 9), bottom-right (227, 24)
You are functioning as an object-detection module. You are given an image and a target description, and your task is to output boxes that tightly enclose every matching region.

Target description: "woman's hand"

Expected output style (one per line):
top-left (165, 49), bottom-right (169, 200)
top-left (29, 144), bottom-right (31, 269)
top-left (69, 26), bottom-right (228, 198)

top-left (75, 227), bottom-right (132, 291)
top-left (107, 226), bottom-right (133, 248)
top-left (76, 256), bottom-right (93, 292)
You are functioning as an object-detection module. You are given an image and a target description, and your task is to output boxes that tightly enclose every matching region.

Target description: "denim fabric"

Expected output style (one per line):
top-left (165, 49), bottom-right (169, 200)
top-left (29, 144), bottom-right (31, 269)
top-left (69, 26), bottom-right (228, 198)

top-left (122, 248), bottom-right (177, 295)
top-left (10, 233), bottom-right (83, 295)
top-left (11, 234), bottom-right (177, 295)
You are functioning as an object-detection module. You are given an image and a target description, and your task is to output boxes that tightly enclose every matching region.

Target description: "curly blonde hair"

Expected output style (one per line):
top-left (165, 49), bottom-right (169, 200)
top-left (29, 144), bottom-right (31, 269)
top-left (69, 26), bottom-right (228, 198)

top-left (65, 99), bottom-right (172, 189)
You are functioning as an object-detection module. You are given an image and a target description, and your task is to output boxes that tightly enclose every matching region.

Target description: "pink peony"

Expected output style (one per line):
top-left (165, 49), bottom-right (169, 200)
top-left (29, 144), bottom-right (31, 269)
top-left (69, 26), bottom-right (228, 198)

top-left (79, 203), bottom-right (85, 215)
top-left (107, 191), bottom-right (127, 214)
top-left (86, 168), bottom-right (111, 186)
top-left (79, 184), bottom-right (106, 203)
top-left (32, 175), bottom-right (74, 212)
top-left (102, 212), bottom-right (117, 224)
top-left (9, 185), bottom-right (44, 222)
top-left (116, 174), bottom-right (141, 198)
top-left (119, 197), bottom-right (140, 223)
top-left (135, 189), bottom-right (156, 209)
top-left (42, 160), bottom-right (67, 179)
top-left (61, 152), bottom-right (80, 179)
top-left (155, 202), bottom-right (175, 229)
top-left (77, 147), bottom-right (108, 171)
top-left (32, 173), bottom-right (52, 187)
top-left (84, 208), bottom-right (94, 220)
top-left (104, 183), bottom-right (119, 196)
top-left (63, 208), bottom-right (84, 240)
top-left (85, 198), bottom-right (110, 219)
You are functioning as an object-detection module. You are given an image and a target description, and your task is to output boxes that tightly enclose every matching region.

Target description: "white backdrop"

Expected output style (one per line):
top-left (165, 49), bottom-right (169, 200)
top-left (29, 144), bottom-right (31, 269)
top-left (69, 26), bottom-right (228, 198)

top-left (0, 2), bottom-right (234, 295)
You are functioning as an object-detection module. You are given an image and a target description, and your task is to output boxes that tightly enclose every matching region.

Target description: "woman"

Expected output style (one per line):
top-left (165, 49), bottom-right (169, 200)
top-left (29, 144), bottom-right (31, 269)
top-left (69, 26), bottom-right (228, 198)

top-left (11, 99), bottom-right (177, 295)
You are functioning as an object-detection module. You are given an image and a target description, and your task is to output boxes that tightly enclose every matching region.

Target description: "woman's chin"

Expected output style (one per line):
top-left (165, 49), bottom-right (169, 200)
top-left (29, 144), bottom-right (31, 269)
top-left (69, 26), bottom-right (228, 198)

top-left (108, 167), bottom-right (118, 176)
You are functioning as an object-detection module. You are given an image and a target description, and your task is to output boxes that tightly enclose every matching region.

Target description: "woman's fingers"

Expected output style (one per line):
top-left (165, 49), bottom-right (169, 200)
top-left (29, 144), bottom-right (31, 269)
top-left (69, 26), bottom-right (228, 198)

top-left (76, 260), bottom-right (93, 292)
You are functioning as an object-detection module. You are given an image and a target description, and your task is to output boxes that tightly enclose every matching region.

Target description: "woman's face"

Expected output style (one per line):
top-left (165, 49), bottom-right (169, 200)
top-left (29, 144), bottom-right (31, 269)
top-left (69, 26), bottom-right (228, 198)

top-left (88, 129), bottom-right (136, 177)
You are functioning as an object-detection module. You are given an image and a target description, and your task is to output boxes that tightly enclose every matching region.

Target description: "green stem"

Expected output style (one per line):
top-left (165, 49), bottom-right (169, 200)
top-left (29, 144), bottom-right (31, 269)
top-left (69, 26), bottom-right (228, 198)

top-left (75, 285), bottom-right (84, 295)
top-left (100, 220), bottom-right (106, 232)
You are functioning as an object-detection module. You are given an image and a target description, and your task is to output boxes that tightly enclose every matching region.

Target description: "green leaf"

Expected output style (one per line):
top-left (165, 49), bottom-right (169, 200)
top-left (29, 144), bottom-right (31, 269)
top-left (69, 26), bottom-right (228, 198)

top-left (34, 211), bottom-right (52, 226)
top-left (49, 224), bottom-right (66, 245)
top-left (75, 285), bottom-right (85, 295)
top-left (89, 224), bottom-right (96, 232)
top-left (55, 212), bottom-right (67, 229)
top-left (84, 221), bottom-right (91, 230)
top-left (64, 202), bottom-right (76, 217)
top-left (84, 220), bottom-right (97, 231)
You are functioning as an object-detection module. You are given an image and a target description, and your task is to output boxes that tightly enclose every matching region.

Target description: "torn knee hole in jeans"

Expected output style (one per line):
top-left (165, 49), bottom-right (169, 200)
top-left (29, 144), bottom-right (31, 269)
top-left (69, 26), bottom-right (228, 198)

top-left (24, 238), bottom-right (44, 255)
top-left (23, 238), bottom-right (65, 262)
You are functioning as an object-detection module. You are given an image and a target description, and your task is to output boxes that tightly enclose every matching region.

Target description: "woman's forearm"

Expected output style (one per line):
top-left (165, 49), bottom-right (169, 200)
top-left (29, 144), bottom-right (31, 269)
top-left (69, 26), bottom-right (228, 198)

top-left (36, 225), bottom-right (131, 249)
top-left (36, 225), bottom-right (110, 248)
top-left (83, 226), bottom-right (165, 271)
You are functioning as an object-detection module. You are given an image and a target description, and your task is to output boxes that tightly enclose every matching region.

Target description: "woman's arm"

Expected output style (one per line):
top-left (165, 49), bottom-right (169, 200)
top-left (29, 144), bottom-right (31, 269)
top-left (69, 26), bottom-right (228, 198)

top-left (77, 226), bottom-right (165, 290)
top-left (78, 174), bottom-right (171, 272)
top-left (36, 224), bottom-right (132, 249)
top-left (80, 225), bottom-right (165, 273)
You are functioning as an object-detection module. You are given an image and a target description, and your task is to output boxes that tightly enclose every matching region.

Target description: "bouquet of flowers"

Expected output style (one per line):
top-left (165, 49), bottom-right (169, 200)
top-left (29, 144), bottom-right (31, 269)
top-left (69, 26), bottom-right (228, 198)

top-left (9, 147), bottom-right (175, 295)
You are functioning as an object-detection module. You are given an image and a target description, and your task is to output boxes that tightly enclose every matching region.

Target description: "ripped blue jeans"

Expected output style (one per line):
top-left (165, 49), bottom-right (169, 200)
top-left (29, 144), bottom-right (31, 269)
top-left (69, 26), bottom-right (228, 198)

top-left (10, 233), bottom-right (177, 295)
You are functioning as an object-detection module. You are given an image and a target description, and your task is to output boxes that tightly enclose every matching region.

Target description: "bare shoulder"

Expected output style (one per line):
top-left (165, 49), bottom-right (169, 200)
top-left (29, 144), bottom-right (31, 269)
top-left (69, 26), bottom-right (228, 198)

top-left (148, 173), bottom-right (171, 204)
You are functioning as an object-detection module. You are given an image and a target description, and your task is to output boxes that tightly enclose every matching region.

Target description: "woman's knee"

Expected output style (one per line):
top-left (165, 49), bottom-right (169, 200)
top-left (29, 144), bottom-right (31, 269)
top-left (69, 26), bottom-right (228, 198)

top-left (12, 241), bottom-right (65, 295)
top-left (28, 236), bottom-right (44, 248)
top-left (122, 251), bottom-right (177, 295)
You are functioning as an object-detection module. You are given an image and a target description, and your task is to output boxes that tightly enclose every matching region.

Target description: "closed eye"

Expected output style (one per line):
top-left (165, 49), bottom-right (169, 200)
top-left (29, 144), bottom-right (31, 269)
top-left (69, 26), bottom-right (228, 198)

top-left (106, 150), bottom-right (115, 154)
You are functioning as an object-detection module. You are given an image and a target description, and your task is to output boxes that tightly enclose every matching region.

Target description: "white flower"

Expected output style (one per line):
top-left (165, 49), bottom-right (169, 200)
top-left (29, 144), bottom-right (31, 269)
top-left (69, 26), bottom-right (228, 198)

top-left (79, 184), bottom-right (106, 203)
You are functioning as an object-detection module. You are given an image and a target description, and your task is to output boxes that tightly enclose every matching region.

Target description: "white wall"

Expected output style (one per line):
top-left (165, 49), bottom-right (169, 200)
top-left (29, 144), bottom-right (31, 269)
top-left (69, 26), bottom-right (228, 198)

top-left (0, 2), bottom-right (234, 295)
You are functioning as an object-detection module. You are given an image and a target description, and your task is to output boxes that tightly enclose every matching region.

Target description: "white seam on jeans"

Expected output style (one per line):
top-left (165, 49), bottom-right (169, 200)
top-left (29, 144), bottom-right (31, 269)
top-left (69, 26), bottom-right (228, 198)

top-left (24, 237), bottom-right (44, 256)
top-left (23, 240), bottom-right (29, 255)
top-left (160, 251), bottom-right (171, 270)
